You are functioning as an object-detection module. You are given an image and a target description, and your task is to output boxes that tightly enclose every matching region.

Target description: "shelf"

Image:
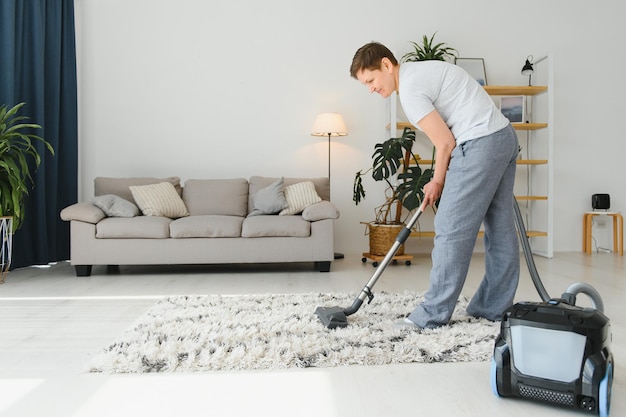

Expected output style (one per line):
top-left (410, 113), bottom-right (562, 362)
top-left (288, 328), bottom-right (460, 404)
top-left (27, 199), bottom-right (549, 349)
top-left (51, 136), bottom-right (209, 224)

top-left (386, 121), bottom-right (416, 130)
top-left (408, 159), bottom-right (547, 166)
top-left (484, 85), bottom-right (547, 96)
top-left (389, 121), bottom-right (547, 131)
top-left (410, 230), bottom-right (547, 238)
top-left (516, 196), bottom-right (548, 201)
top-left (511, 122), bottom-right (548, 130)
top-left (517, 159), bottom-right (548, 165)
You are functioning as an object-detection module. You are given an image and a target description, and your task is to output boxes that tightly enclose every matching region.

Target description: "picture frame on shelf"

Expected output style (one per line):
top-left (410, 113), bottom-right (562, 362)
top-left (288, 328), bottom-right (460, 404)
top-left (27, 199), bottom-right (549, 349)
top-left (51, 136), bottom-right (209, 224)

top-left (499, 96), bottom-right (525, 123)
top-left (455, 57), bottom-right (487, 86)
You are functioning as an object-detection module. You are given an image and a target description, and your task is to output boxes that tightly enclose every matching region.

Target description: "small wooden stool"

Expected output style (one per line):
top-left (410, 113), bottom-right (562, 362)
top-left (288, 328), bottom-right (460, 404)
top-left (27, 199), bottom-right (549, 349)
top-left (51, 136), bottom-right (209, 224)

top-left (583, 211), bottom-right (623, 255)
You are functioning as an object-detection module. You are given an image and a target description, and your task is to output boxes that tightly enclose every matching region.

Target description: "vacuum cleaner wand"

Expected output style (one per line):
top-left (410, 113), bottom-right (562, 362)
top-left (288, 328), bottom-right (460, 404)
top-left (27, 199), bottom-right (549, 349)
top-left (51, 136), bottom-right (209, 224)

top-left (315, 203), bottom-right (427, 329)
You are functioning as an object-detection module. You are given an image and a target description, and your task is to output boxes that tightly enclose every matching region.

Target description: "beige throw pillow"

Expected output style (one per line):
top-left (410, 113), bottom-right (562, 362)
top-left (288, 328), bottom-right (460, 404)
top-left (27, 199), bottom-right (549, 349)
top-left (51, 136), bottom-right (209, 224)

top-left (279, 181), bottom-right (322, 215)
top-left (129, 182), bottom-right (189, 218)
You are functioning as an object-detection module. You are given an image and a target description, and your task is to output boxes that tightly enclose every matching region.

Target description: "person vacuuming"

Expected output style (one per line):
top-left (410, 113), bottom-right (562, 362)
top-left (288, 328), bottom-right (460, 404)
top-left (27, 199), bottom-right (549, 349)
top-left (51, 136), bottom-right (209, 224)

top-left (349, 42), bottom-right (520, 330)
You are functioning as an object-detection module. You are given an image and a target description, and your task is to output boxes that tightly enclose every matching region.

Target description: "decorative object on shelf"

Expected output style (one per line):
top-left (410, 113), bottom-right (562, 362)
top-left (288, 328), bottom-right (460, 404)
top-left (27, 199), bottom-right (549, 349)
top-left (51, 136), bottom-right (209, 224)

top-left (499, 96), bottom-right (525, 123)
top-left (310, 112), bottom-right (348, 260)
top-left (521, 56), bottom-right (534, 86)
top-left (0, 102), bottom-right (54, 278)
top-left (521, 55), bottom-right (547, 86)
top-left (0, 216), bottom-right (12, 284)
top-left (592, 194), bottom-right (611, 211)
top-left (310, 112), bottom-right (348, 180)
top-left (455, 57), bottom-right (488, 86)
top-left (401, 32), bottom-right (458, 62)
top-left (353, 127), bottom-right (433, 255)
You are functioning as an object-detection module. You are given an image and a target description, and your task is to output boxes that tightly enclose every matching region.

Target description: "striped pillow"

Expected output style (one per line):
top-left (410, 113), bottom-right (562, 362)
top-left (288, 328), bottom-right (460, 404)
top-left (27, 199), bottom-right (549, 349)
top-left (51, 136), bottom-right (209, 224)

top-left (129, 182), bottom-right (189, 218)
top-left (279, 181), bottom-right (322, 215)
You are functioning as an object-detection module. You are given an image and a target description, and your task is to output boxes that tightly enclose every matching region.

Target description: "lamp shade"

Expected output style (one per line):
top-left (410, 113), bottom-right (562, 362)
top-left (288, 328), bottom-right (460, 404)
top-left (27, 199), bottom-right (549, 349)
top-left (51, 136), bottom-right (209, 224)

top-left (521, 58), bottom-right (534, 76)
top-left (311, 113), bottom-right (348, 137)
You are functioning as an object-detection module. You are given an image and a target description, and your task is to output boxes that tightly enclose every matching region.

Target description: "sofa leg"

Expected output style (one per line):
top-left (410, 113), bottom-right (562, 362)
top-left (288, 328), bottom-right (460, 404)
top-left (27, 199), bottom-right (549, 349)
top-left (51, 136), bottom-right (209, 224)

top-left (315, 261), bottom-right (331, 272)
top-left (107, 265), bottom-right (120, 274)
top-left (75, 265), bottom-right (92, 277)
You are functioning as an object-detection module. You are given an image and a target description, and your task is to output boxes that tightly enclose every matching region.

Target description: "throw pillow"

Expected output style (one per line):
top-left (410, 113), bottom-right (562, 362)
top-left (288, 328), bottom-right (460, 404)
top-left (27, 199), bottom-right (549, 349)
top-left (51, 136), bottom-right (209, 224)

top-left (129, 182), bottom-right (189, 218)
top-left (248, 177), bottom-right (289, 216)
top-left (92, 194), bottom-right (140, 218)
top-left (279, 181), bottom-right (322, 215)
top-left (301, 201), bottom-right (340, 221)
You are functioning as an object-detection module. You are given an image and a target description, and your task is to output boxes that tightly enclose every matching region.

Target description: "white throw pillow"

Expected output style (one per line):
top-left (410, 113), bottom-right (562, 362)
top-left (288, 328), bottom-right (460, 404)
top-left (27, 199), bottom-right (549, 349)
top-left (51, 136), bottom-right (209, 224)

top-left (129, 182), bottom-right (189, 218)
top-left (279, 181), bottom-right (322, 215)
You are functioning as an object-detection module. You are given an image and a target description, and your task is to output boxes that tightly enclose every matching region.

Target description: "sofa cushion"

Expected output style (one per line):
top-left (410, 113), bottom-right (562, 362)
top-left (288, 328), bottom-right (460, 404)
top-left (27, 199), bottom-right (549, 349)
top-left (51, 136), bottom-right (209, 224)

top-left (170, 215), bottom-right (243, 238)
top-left (241, 215), bottom-right (310, 238)
top-left (279, 181), bottom-right (322, 215)
top-left (130, 182), bottom-right (190, 218)
top-left (183, 178), bottom-right (248, 217)
top-left (96, 216), bottom-right (172, 238)
top-left (302, 201), bottom-right (340, 221)
top-left (60, 202), bottom-right (106, 224)
top-left (248, 177), bottom-right (288, 216)
top-left (94, 176), bottom-right (182, 205)
top-left (92, 194), bottom-right (140, 217)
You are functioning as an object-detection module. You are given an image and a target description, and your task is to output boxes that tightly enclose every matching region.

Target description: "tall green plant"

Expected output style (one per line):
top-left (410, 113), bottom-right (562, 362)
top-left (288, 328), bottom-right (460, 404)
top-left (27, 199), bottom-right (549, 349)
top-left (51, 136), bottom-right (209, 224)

top-left (401, 32), bottom-right (458, 62)
top-left (353, 127), bottom-right (434, 225)
top-left (0, 102), bottom-right (54, 231)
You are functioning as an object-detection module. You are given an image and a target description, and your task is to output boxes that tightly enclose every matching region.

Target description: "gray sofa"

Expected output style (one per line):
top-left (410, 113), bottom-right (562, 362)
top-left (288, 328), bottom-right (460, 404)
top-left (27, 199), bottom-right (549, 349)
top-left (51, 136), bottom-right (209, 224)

top-left (60, 176), bottom-right (339, 276)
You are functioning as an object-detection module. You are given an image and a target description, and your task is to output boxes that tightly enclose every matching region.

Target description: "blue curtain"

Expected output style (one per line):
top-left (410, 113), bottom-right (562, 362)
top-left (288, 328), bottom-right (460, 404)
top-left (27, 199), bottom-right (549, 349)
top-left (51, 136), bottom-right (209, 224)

top-left (0, 0), bottom-right (77, 269)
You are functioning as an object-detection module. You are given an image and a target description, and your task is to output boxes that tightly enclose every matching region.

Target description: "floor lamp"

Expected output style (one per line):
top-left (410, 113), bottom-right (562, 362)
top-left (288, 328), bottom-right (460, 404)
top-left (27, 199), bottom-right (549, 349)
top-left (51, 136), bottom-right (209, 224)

top-left (311, 112), bottom-right (348, 260)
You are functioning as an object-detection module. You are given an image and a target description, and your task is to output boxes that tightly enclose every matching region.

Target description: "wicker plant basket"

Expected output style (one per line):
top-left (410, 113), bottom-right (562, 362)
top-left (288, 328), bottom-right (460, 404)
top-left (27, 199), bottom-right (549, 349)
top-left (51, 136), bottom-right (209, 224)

top-left (367, 223), bottom-right (405, 256)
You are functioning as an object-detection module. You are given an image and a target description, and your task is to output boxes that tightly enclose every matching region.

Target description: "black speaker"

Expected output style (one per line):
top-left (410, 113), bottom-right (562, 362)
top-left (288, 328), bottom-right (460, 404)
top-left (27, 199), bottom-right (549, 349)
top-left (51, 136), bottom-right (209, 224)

top-left (592, 194), bottom-right (610, 210)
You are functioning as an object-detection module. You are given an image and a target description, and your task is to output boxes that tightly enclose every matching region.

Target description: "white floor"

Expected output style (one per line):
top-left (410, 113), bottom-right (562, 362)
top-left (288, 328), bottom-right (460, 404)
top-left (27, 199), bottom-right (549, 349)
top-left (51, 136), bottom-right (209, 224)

top-left (0, 252), bottom-right (623, 417)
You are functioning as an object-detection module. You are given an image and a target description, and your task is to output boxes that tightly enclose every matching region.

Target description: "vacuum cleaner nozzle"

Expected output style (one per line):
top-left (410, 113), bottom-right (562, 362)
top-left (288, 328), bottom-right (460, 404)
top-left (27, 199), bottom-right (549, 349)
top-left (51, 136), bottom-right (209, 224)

top-left (314, 306), bottom-right (348, 329)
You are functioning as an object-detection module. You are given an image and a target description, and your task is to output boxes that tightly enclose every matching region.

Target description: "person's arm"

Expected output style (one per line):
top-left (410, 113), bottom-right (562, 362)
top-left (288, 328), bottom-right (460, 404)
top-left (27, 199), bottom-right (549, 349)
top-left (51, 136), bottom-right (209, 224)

top-left (416, 109), bottom-right (456, 207)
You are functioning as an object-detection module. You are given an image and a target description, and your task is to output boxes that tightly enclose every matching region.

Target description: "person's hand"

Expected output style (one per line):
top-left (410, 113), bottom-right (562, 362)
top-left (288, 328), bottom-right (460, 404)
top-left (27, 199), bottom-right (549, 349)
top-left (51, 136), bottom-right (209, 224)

top-left (423, 180), bottom-right (443, 207)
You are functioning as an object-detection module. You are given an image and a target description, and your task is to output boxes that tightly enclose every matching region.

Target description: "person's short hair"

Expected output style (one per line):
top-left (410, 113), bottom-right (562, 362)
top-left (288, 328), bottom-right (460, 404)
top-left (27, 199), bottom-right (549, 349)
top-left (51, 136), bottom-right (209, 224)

top-left (349, 42), bottom-right (398, 79)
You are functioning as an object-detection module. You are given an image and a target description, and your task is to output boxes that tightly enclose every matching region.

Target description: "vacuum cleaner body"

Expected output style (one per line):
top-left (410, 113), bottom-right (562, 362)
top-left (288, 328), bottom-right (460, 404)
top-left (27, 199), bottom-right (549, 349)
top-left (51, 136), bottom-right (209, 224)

top-left (492, 299), bottom-right (613, 415)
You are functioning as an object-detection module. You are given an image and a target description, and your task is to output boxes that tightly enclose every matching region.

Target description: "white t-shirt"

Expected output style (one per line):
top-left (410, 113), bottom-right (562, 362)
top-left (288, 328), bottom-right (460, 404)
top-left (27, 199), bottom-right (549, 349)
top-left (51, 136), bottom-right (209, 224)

top-left (399, 61), bottom-right (509, 144)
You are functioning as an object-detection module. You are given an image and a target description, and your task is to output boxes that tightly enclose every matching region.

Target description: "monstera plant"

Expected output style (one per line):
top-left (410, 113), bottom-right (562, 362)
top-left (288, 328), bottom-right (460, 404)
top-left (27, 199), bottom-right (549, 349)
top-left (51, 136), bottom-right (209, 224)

top-left (401, 32), bottom-right (458, 62)
top-left (353, 127), bottom-right (434, 226)
top-left (0, 102), bottom-right (54, 232)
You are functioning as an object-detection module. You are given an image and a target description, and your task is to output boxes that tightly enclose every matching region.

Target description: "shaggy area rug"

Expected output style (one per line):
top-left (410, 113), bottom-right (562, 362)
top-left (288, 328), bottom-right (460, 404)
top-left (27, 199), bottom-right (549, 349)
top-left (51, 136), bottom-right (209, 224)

top-left (88, 291), bottom-right (500, 373)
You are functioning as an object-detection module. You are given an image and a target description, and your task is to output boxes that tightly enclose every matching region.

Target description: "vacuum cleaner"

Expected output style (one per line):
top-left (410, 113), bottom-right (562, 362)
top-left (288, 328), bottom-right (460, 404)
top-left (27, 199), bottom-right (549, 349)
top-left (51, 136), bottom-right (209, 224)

top-left (492, 199), bottom-right (613, 416)
top-left (314, 197), bottom-right (614, 415)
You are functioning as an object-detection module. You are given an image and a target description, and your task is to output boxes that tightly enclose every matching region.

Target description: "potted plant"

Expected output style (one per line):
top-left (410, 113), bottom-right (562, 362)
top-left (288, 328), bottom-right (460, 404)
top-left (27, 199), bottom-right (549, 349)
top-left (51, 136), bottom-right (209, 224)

top-left (353, 127), bottom-right (434, 256)
top-left (0, 102), bottom-right (54, 281)
top-left (401, 32), bottom-right (458, 62)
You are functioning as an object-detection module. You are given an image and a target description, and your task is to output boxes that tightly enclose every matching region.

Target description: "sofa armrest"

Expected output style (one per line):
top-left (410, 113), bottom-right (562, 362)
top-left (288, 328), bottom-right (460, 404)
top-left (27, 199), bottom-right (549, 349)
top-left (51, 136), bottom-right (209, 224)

top-left (301, 201), bottom-right (340, 222)
top-left (60, 202), bottom-right (106, 224)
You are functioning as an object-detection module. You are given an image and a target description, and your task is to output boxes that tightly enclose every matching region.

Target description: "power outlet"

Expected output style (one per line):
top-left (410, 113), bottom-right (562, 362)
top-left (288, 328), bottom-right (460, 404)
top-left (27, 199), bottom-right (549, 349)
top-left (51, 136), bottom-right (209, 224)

top-left (596, 219), bottom-right (607, 229)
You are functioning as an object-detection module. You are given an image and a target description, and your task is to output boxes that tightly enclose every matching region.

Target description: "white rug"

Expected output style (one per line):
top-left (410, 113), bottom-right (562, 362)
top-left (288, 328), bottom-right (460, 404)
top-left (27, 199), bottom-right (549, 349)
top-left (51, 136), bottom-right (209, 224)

top-left (88, 291), bottom-right (500, 373)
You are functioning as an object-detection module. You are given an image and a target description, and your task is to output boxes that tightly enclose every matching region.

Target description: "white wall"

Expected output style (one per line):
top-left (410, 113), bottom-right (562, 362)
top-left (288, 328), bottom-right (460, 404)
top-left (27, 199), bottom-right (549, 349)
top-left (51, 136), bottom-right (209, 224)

top-left (75, 0), bottom-right (625, 255)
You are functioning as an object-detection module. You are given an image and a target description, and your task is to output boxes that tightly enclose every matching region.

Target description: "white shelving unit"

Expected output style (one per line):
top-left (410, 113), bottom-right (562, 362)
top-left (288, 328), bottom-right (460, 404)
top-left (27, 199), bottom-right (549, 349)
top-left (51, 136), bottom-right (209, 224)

top-left (384, 56), bottom-right (554, 257)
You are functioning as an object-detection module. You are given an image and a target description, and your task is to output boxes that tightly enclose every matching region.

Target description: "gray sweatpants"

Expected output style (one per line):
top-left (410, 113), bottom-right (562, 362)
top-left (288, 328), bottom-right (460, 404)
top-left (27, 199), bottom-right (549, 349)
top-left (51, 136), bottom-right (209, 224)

top-left (408, 124), bottom-right (520, 328)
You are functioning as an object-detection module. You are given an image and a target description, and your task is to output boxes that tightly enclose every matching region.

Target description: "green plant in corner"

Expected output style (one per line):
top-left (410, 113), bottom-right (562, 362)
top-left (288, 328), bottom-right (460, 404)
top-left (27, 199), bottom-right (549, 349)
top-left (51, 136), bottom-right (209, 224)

top-left (0, 102), bottom-right (54, 232)
top-left (353, 127), bottom-right (434, 226)
top-left (401, 31), bottom-right (458, 62)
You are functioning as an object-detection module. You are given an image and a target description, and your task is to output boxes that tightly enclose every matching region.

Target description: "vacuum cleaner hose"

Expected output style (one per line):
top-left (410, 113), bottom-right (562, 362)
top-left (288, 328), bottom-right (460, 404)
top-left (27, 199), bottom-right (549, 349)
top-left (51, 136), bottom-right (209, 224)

top-left (562, 282), bottom-right (605, 313)
top-left (343, 297), bottom-right (364, 316)
top-left (513, 199), bottom-right (606, 312)
top-left (513, 198), bottom-right (551, 302)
